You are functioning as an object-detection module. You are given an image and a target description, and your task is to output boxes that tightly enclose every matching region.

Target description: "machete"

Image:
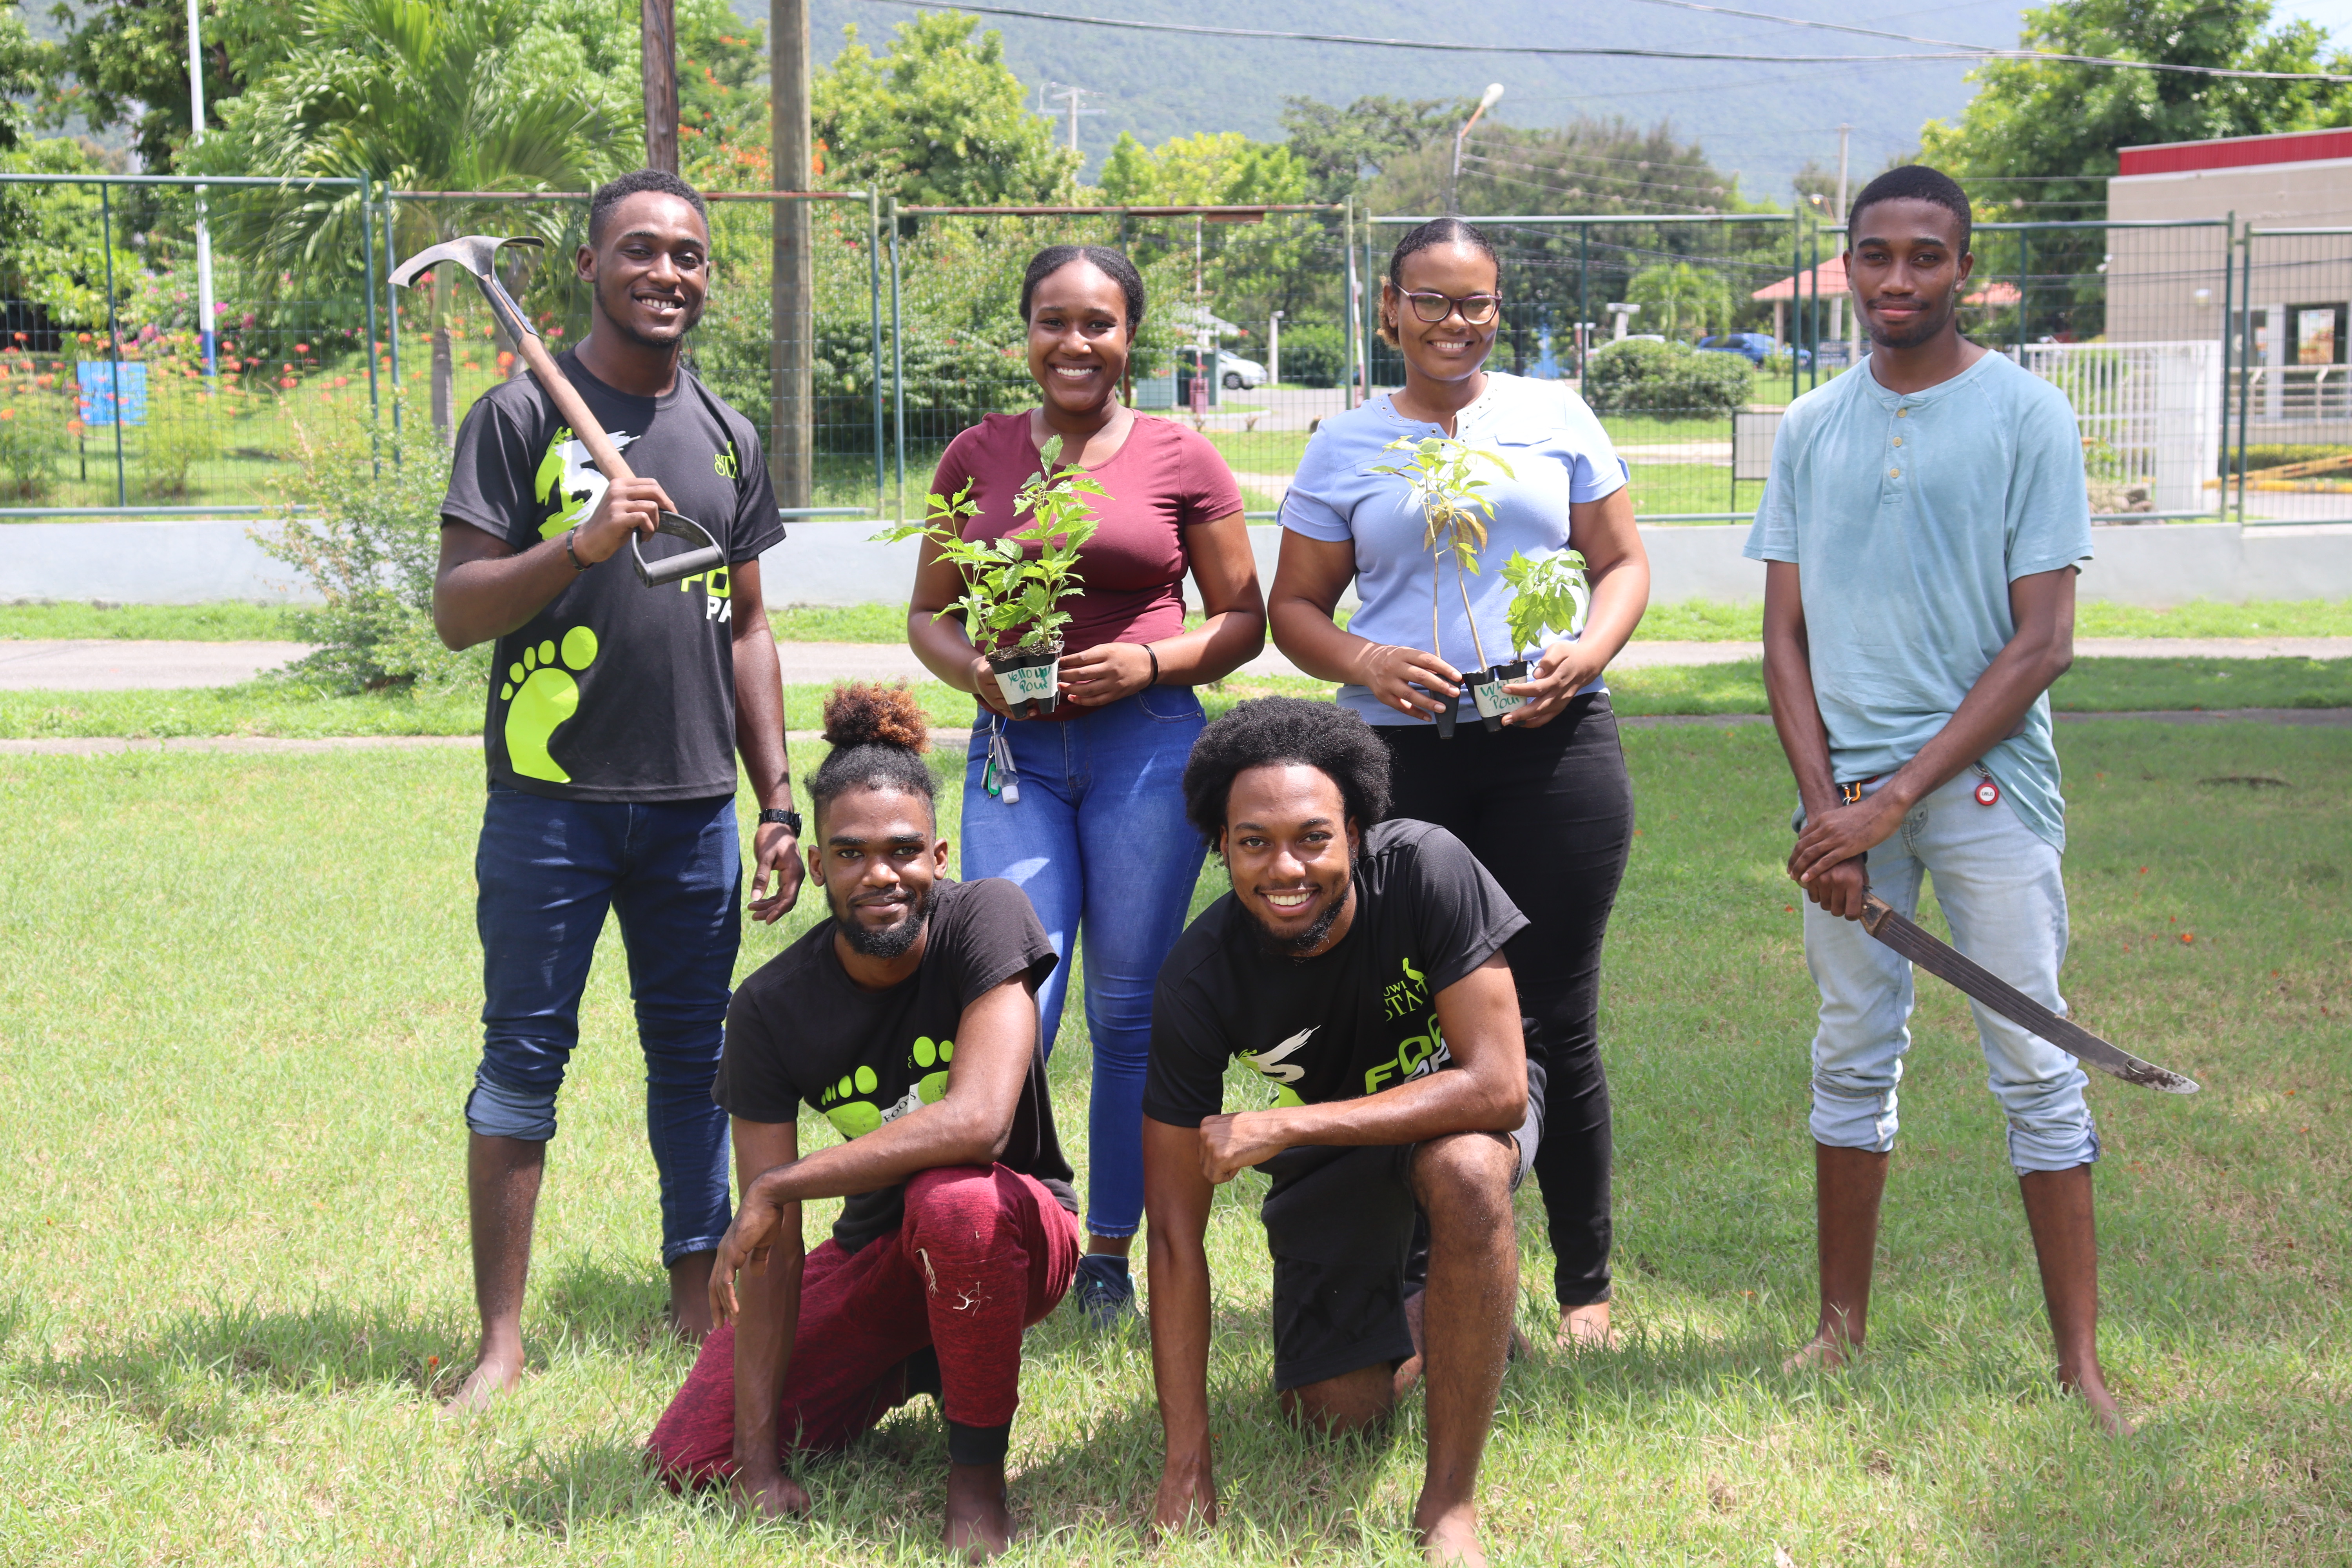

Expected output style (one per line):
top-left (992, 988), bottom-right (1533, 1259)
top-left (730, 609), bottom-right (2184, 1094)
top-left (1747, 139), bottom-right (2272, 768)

top-left (1859, 892), bottom-right (2199, 1094)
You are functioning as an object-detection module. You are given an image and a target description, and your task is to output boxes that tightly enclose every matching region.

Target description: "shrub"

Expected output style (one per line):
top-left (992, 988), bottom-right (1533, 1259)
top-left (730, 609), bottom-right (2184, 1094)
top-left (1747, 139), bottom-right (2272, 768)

top-left (0, 402), bottom-right (67, 499)
top-left (1581, 337), bottom-right (1752, 416)
top-left (1274, 322), bottom-right (1346, 388)
top-left (253, 415), bottom-right (485, 691)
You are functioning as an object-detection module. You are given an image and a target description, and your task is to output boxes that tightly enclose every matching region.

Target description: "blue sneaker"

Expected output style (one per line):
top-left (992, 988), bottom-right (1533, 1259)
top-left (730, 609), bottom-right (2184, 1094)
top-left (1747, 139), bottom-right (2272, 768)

top-left (1071, 1253), bottom-right (1138, 1329)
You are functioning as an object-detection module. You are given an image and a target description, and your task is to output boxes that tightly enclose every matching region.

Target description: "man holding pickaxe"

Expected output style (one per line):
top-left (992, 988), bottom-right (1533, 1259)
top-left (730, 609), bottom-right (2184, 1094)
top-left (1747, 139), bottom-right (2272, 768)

top-left (1748, 164), bottom-right (2158, 1433)
top-left (418, 169), bottom-right (803, 1408)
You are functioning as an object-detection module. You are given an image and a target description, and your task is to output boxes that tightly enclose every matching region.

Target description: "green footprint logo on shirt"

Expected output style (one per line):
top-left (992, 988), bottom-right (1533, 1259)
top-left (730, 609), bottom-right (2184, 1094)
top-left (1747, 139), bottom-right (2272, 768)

top-left (501, 626), bottom-right (598, 782)
top-left (823, 1065), bottom-right (884, 1138)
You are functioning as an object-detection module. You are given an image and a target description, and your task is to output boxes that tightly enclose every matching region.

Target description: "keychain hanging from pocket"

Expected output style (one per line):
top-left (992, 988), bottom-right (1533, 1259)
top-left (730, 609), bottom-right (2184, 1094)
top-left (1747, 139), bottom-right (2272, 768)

top-left (981, 716), bottom-right (1021, 805)
top-left (1971, 762), bottom-right (2001, 807)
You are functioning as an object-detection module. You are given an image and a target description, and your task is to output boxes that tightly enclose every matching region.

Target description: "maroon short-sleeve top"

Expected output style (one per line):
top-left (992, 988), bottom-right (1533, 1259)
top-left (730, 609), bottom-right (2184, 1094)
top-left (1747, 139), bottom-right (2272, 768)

top-left (927, 412), bottom-right (1244, 663)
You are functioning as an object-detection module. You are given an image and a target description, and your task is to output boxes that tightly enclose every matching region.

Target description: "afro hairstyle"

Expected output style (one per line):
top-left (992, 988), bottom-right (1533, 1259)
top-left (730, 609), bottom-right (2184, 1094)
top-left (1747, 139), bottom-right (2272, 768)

top-left (1180, 697), bottom-right (1392, 846)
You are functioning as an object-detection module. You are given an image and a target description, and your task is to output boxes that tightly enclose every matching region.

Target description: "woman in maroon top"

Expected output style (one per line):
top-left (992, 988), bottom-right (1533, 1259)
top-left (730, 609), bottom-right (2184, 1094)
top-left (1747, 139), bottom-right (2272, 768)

top-left (906, 245), bottom-right (1265, 1325)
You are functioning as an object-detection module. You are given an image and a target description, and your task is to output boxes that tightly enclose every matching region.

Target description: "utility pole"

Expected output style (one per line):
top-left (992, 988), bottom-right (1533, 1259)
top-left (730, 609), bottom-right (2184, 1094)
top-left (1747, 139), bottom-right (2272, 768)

top-left (1448, 83), bottom-right (1504, 215)
top-left (1834, 122), bottom-right (1852, 361)
top-left (771, 0), bottom-right (813, 510)
top-left (185, 0), bottom-right (216, 378)
top-left (1041, 83), bottom-right (1102, 154)
top-left (642, 0), bottom-right (679, 173)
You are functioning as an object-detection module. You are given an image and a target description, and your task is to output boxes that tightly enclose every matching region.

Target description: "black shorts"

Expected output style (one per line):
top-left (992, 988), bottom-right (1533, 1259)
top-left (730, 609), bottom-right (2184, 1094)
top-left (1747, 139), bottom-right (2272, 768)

top-left (1256, 1068), bottom-right (1543, 1391)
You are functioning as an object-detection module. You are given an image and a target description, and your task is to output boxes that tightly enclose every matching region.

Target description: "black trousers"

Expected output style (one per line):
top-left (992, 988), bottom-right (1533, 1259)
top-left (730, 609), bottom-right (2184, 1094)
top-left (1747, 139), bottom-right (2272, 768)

top-left (1379, 693), bottom-right (1636, 1307)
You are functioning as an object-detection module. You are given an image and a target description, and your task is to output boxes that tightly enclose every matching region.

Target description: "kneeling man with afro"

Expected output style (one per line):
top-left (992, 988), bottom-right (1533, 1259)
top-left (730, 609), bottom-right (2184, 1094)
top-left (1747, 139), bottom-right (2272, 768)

top-left (1142, 696), bottom-right (1540, 1567)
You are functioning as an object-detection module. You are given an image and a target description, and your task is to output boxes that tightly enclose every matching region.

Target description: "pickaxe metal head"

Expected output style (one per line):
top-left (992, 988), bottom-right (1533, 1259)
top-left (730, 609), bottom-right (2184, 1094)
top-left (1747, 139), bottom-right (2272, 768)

top-left (388, 233), bottom-right (544, 291)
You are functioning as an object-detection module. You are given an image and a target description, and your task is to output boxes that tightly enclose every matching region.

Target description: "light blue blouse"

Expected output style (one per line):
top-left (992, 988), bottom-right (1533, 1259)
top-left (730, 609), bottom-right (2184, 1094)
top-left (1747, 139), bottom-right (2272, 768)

top-left (1280, 371), bottom-right (1626, 726)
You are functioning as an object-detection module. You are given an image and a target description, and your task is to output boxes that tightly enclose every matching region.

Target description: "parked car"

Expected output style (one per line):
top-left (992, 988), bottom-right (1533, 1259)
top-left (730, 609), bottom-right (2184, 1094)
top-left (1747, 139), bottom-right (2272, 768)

top-left (1698, 331), bottom-right (1811, 368)
top-left (1177, 345), bottom-right (1268, 390)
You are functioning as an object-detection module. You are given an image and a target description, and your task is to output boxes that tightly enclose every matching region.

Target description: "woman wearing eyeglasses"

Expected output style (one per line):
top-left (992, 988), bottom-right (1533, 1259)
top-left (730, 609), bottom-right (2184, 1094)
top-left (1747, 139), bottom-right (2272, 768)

top-left (1268, 217), bottom-right (1651, 1350)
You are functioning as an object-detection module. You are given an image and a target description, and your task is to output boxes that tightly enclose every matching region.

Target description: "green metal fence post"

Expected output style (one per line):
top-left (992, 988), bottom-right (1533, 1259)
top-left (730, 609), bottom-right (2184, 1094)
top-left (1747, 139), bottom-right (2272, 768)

top-left (1790, 214), bottom-right (1800, 403)
top-left (98, 180), bottom-right (128, 506)
top-left (1577, 221), bottom-right (1589, 381)
top-left (2236, 230), bottom-right (2253, 523)
top-left (868, 188), bottom-right (884, 516)
top-left (2017, 231), bottom-right (2031, 356)
top-left (361, 174), bottom-right (381, 477)
top-left (889, 198), bottom-right (904, 523)
top-left (1806, 223), bottom-right (1819, 392)
top-left (2218, 212), bottom-right (2233, 517)
top-left (383, 197), bottom-right (403, 453)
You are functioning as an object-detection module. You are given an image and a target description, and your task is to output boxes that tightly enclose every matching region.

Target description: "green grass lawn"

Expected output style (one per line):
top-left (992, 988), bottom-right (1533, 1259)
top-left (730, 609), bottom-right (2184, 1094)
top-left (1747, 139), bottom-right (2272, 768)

top-left (8, 597), bottom-right (2349, 648)
top-left (3, 721), bottom-right (2346, 1564)
top-left (6, 659), bottom-right (2345, 742)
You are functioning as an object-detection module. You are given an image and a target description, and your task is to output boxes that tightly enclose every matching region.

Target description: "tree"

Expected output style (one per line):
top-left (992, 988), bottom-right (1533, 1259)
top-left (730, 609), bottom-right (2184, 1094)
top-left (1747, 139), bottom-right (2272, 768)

top-left (1097, 130), bottom-right (1305, 208)
top-left (196, 0), bottom-right (635, 437)
top-left (1627, 260), bottom-right (1731, 339)
top-left (812, 13), bottom-right (1077, 207)
top-left (676, 0), bottom-right (769, 188)
top-left (41, 0), bottom-right (279, 170)
top-left (1, 2), bottom-right (61, 152)
top-left (1279, 94), bottom-right (1468, 204)
top-left (1919, 0), bottom-right (2352, 220)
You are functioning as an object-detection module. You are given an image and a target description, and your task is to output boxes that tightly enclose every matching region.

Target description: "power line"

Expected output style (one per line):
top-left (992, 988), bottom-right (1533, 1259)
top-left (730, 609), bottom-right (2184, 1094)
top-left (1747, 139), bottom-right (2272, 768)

top-left (849, 0), bottom-right (2352, 82)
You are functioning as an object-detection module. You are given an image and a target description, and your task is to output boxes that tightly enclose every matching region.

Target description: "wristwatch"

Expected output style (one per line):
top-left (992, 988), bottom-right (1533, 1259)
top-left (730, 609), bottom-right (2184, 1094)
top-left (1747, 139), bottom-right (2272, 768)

top-left (758, 807), bottom-right (803, 836)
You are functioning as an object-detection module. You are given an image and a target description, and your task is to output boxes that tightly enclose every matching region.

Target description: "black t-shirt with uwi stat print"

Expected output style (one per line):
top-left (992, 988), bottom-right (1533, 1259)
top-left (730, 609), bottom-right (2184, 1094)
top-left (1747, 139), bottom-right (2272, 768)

top-left (1144, 820), bottom-right (1531, 1127)
top-left (440, 348), bottom-right (784, 802)
top-left (712, 878), bottom-right (1078, 1254)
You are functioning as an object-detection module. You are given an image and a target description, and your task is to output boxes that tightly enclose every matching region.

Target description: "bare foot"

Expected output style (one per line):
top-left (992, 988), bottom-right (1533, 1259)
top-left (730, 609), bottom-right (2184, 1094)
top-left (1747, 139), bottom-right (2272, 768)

top-left (1555, 1301), bottom-right (1622, 1352)
top-left (667, 1250), bottom-right (717, 1343)
top-left (944, 1461), bottom-right (1014, 1560)
top-left (446, 1337), bottom-right (523, 1412)
top-left (2063, 1365), bottom-right (2133, 1436)
top-left (1415, 1499), bottom-right (1488, 1567)
top-left (1780, 1333), bottom-right (1853, 1375)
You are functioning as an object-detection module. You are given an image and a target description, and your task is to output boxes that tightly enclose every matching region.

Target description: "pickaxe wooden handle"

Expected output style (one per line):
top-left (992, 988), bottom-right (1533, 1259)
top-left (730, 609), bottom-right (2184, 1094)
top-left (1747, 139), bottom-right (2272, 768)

top-left (388, 234), bottom-right (722, 586)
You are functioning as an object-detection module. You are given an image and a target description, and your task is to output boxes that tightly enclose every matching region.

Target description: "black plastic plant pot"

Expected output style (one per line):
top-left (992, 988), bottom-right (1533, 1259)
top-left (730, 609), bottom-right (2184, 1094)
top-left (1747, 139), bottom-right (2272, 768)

top-left (1469, 660), bottom-right (1530, 732)
top-left (1433, 699), bottom-right (1457, 739)
top-left (989, 645), bottom-right (1061, 718)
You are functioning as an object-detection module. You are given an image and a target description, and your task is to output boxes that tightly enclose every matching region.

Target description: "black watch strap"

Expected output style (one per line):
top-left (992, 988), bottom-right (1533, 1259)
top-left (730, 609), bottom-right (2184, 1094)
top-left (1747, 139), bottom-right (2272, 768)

top-left (758, 807), bottom-right (803, 835)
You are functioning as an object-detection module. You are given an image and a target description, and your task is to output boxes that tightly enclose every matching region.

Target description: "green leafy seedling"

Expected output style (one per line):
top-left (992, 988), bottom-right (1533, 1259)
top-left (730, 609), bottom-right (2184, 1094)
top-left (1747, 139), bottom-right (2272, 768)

top-left (1370, 434), bottom-right (1514, 671)
top-left (873, 434), bottom-right (1104, 657)
top-left (1501, 547), bottom-right (1591, 654)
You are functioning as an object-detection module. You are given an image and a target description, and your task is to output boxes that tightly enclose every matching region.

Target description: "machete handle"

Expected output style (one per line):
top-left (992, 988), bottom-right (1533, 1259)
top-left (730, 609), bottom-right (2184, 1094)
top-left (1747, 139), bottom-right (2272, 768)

top-left (1859, 891), bottom-right (1894, 936)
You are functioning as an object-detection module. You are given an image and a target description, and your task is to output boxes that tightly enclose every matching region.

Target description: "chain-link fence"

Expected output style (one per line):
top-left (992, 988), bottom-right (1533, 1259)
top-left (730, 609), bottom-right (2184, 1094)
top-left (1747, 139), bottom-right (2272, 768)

top-left (6, 178), bottom-right (2336, 542)
top-left (881, 202), bottom-right (1349, 520)
top-left (2232, 225), bottom-right (2352, 525)
top-left (0, 172), bottom-right (379, 514)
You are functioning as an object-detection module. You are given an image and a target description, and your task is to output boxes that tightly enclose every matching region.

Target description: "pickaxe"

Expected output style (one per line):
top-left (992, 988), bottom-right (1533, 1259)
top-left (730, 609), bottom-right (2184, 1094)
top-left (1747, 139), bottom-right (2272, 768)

top-left (388, 234), bottom-right (724, 587)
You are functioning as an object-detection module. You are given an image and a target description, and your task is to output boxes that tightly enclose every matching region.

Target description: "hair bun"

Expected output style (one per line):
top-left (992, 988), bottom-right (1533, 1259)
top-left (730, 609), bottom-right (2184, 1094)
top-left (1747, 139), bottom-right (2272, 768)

top-left (821, 681), bottom-right (929, 753)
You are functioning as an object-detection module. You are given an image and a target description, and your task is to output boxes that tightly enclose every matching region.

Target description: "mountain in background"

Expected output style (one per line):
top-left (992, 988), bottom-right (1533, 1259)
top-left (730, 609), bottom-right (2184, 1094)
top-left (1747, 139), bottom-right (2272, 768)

top-left (759, 0), bottom-right (2034, 201)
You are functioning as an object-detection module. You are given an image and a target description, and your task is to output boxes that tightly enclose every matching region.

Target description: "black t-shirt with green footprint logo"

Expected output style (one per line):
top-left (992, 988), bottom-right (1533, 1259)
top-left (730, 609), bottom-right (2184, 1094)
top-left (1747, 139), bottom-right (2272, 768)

top-left (441, 349), bottom-right (784, 802)
top-left (711, 878), bottom-right (1078, 1253)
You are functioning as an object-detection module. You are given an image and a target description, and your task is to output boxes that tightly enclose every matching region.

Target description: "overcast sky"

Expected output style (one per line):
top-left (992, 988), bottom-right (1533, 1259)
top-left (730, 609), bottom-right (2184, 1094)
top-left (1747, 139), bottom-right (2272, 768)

top-left (2274, 0), bottom-right (2352, 39)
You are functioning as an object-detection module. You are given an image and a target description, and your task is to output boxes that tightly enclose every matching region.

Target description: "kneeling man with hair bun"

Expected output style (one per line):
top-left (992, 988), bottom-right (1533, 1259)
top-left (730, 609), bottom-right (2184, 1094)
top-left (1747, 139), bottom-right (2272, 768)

top-left (646, 682), bottom-right (1080, 1557)
top-left (1143, 697), bottom-right (1538, 1568)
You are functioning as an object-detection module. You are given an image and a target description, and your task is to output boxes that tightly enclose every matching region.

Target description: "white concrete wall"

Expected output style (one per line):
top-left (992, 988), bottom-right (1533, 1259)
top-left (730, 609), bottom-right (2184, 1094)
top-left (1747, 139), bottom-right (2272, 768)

top-left (8, 517), bottom-right (2352, 610)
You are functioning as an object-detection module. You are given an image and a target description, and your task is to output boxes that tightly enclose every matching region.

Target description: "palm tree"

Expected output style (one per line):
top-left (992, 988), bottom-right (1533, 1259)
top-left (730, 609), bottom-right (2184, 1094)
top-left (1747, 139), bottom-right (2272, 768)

top-left (199, 0), bottom-right (635, 438)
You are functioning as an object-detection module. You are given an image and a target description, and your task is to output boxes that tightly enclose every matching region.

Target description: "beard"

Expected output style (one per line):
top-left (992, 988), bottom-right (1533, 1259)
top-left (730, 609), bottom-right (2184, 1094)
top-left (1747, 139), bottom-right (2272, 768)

top-left (1234, 848), bottom-right (1353, 959)
top-left (835, 881), bottom-right (933, 959)
top-left (1865, 291), bottom-right (1959, 351)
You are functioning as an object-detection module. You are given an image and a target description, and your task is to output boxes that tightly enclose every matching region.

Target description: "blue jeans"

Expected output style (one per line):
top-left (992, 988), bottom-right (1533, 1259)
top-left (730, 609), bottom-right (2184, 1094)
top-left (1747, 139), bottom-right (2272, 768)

top-left (1802, 771), bottom-right (2098, 1173)
top-left (468, 783), bottom-right (741, 1265)
top-left (960, 687), bottom-right (1208, 1238)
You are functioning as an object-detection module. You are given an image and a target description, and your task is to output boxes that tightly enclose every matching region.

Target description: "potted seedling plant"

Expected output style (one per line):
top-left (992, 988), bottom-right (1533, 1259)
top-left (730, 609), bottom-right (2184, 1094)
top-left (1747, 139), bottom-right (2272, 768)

top-left (876, 436), bottom-right (1102, 718)
top-left (1373, 434), bottom-right (1510, 735)
top-left (1374, 434), bottom-right (1592, 734)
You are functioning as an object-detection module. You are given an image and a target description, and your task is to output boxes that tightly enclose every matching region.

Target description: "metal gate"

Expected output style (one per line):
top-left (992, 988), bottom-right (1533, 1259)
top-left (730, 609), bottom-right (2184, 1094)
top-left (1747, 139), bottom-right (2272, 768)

top-left (2230, 225), bottom-right (2352, 524)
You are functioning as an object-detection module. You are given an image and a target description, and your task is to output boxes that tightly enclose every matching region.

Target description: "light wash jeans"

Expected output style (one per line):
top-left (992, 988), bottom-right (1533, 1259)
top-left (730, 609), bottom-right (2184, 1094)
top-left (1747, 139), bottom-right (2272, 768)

top-left (1802, 770), bottom-right (2099, 1174)
top-left (960, 687), bottom-right (1208, 1238)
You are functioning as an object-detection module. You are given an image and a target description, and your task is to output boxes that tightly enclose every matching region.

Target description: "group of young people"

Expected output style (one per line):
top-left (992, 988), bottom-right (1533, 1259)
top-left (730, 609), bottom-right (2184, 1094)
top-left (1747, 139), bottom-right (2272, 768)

top-left (429, 161), bottom-right (2122, 1562)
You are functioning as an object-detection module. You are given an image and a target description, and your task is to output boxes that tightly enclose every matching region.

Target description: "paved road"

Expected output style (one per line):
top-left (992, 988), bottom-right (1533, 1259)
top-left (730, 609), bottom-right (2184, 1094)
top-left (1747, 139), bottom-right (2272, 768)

top-left (5, 635), bottom-right (2349, 690)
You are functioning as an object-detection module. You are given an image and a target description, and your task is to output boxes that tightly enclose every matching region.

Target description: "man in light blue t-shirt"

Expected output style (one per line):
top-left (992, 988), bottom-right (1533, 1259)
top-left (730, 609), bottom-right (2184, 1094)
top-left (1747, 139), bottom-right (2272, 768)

top-left (1744, 165), bottom-right (2124, 1432)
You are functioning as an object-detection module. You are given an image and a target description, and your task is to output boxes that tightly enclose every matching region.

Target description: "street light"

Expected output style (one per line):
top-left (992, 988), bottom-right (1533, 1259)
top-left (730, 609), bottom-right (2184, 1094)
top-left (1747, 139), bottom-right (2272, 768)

top-left (1448, 83), bottom-right (1504, 214)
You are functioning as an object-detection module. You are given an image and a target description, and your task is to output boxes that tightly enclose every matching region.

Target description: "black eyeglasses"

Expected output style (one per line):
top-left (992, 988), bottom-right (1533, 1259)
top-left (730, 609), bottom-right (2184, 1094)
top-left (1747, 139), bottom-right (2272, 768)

top-left (1401, 290), bottom-right (1502, 325)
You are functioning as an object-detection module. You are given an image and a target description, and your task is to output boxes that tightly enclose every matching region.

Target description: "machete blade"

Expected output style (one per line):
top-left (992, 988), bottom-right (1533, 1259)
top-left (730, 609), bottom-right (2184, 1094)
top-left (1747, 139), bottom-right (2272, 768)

top-left (1860, 893), bottom-right (2199, 1094)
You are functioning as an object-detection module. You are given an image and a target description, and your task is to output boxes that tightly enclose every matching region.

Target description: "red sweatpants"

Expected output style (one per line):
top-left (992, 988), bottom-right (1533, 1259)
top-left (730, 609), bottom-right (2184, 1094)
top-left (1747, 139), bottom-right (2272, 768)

top-left (647, 1163), bottom-right (1080, 1486)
